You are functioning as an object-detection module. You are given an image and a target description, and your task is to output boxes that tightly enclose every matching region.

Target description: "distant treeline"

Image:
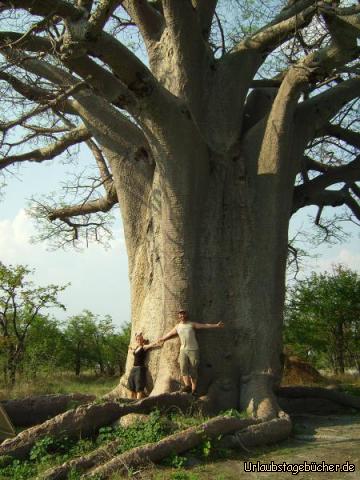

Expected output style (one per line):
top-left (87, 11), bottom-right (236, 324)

top-left (0, 263), bottom-right (130, 385)
top-left (285, 265), bottom-right (360, 375)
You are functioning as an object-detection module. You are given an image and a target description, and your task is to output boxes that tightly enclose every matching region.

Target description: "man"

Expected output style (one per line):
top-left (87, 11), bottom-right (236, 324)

top-left (158, 310), bottom-right (224, 395)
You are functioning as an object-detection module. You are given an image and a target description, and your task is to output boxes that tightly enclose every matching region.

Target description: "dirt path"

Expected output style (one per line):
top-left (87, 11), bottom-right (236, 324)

top-left (154, 415), bottom-right (360, 480)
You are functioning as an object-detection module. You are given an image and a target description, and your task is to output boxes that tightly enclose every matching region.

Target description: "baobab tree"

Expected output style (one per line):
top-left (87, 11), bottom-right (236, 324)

top-left (0, 0), bottom-right (359, 431)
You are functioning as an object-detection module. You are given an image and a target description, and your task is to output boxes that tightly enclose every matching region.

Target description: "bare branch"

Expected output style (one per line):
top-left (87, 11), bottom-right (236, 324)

top-left (0, 126), bottom-right (90, 169)
top-left (48, 192), bottom-right (117, 221)
top-left (0, 70), bottom-right (76, 114)
top-left (88, 0), bottom-right (124, 38)
top-left (297, 77), bottom-right (360, 134)
top-left (293, 154), bottom-right (360, 212)
top-left (85, 139), bottom-right (115, 197)
top-left (0, 80), bottom-right (86, 134)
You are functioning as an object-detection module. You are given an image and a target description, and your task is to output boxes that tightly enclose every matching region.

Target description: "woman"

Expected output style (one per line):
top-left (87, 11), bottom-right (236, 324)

top-left (128, 332), bottom-right (162, 399)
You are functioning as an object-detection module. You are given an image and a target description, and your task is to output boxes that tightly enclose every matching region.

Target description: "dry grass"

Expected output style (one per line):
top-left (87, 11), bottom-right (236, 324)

top-left (0, 372), bottom-right (119, 400)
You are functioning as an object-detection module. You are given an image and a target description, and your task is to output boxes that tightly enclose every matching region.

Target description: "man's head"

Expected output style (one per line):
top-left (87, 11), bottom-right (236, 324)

top-left (178, 310), bottom-right (189, 322)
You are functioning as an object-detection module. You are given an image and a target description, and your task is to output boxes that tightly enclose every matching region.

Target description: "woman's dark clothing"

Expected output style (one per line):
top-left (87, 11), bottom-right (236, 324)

top-left (133, 347), bottom-right (146, 367)
top-left (128, 347), bottom-right (147, 392)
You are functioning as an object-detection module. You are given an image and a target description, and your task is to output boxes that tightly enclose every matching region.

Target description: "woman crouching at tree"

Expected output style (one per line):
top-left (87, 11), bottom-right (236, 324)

top-left (128, 333), bottom-right (162, 399)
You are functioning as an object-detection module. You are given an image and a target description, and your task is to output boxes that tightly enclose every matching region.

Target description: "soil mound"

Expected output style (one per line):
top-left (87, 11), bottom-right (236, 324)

top-left (282, 354), bottom-right (323, 385)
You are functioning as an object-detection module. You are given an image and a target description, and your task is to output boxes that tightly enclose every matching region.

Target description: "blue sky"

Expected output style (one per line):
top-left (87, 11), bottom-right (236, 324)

top-left (1, 152), bottom-right (359, 328)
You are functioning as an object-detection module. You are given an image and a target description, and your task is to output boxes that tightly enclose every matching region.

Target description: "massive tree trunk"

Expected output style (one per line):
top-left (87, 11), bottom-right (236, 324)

top-left (108, 82), bottom-right (298, 419)
top-left (101, 9), bottom-right (345, 419)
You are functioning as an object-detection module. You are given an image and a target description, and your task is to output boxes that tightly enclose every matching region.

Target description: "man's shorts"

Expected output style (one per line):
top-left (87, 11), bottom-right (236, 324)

top-left (127, 366), bottom-right (146, 392)
top-left (179, 349), bottom-right (199, 378)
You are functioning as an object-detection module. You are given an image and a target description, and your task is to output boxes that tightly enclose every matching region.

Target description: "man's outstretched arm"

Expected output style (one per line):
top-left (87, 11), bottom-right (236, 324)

top-left (192, 322), bottom-right (224, 330)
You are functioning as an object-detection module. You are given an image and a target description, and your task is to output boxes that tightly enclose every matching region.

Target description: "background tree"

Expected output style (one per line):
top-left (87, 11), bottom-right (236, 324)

top-left (19, 314), bottom-right (65, 380)
top-left (285, 265), bottom-right (360, 374)
top-left (100, 321), bottom-right (130, 376)
top-left (0, 263), bottom-right (66, 384)
top-left (0, 0), bottom-right (359, 427)
top-left (63, 310), bottom-right (99, 376)
top-left (62, 310), bottom-right (128, 376)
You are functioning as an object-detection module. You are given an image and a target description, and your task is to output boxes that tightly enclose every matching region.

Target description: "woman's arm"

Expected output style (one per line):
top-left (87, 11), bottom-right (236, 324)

top-left (192, 321), bottom-right (224, 330)
top-left (158, 326), bottom-right (178, 342)
top-left (143, 340), bottom-right (163, 351)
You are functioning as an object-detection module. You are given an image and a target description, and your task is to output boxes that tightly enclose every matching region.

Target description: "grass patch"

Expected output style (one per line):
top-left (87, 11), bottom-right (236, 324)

top-left (0, 372), bottom-right (118, 400)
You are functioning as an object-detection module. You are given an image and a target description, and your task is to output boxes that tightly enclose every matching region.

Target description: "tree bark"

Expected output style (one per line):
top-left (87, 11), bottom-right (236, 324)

top-left (0, 393), bottom-right (193, 459)
top-left (0, 394), bottom-right (95, 427)
top-left (83, 416), bottom-right (264, 479)
top-left (109, 105), bottom-right (297, 420)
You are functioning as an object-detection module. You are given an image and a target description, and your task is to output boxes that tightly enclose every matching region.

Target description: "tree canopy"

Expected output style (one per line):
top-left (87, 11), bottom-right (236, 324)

top-left (285, 264), bottom-right (360, 374)
top-left (0, 0), bottom-right (358, 249)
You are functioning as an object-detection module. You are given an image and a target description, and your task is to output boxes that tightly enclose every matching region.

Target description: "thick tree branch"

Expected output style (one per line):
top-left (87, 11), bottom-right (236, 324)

top-left (297, 77), bottom-right (360, 134)
top-left (320, 124), bottom-right (360, 150)
top-left (1, 33), bottom-right (136, 110)
top-left (123, 0), bottom-right (164, 42)
top-left (319, 3), bottom-right (360, 17)
top-left (193, 0), bottom-right (218, 39)
top-left (320, 4), bottom-right (360, 47)
top-left (88, 0), bottom-right (124, 38)
top-left (0, 31), bottom-right (52, 52)
top-left (85, 140), bottom-right (115, 197)
top-left (293, 154), bottom-right (360, 213)
top-left (160, 0), bottom-right (211, 112)
top-left (3, 53), bottom-right (148, 156)
top-left (0, 126), bottom-right (90, 170)
top-left (1, 0), bottom-right (83, 21)
top-left (47, 192), bottom-right (118, 222)
top-left (0, 70), bottom-right (76, 114)
top-left (234, 0), bottom-right (316, 54)
top-left (1, 6), bottom-right (165, 108)
top-left (0, 80), bottom-right (86, 133)
top-left (63, 55), bottom-right (136, 109)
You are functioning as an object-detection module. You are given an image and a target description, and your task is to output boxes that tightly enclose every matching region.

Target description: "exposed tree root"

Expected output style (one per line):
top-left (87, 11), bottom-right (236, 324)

top-left (0, 394), bottom-right (95, 427)
top-left (0, 393), bottom-right (193, 459)
top-left (218, 412), bottom-right (292, 449)
top-left (40, 439), bottom-right (122, 480)
top-left (277, 386), bottom-right (360, 414)
top-left (82, 416), bottom-right (261, 479)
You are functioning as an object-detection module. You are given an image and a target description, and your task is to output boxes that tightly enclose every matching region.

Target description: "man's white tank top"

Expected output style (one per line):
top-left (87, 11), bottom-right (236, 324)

top-left (176, 322), bottom-right (199, 351)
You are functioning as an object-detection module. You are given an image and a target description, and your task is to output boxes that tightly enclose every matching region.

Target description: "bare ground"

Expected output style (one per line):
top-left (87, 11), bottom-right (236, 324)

top-left (150, 414), bottom-right (360, 480)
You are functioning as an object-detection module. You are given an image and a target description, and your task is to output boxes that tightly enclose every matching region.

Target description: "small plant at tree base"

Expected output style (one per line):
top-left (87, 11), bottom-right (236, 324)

top-left (29, 436), bottom-right (56, 462)
top-left (170, 471), bottom-right (200, 480)
top-left (162, 453), bottom-right (188, 469)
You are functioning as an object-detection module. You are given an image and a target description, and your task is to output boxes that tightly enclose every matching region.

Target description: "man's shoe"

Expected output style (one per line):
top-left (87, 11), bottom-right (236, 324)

top-left (180, 385), bottom-right (191, 393)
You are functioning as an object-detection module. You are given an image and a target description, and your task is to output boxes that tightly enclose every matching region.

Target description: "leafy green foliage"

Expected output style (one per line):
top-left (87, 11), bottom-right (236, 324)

top-left (62, 312), bottom-right (130, 377)
top-left (0, 262), bottom-right (67, 384)
top-left (0, 264), bottom-right (130, 387)
top-left (97, 410), bottom-right (171, 453)
top-left (285, 265), bottom-right (360, 373)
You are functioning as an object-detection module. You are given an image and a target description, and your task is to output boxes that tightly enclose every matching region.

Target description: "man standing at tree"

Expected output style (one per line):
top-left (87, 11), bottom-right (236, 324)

top-left (159, 310), bottom-right (224, 395)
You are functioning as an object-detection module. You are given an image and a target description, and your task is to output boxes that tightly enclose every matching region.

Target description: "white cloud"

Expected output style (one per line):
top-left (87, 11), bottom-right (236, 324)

top-left (0, 209), bottom-right (130, 326)
top-left (315, 248), bottom-right (360, 274)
